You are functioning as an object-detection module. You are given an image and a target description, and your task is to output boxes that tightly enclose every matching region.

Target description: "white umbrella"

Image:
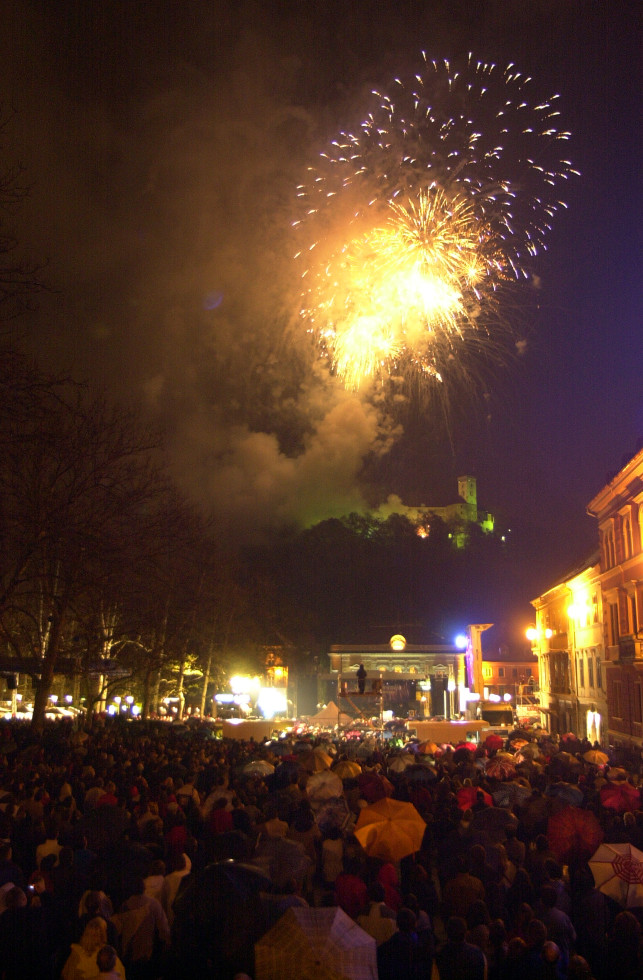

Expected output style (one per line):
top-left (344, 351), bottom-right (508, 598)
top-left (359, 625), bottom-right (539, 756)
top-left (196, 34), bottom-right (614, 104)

top-left (589, 842), bottom-right (643, 907)
top-left (305, 769), bottom-right (343, 803)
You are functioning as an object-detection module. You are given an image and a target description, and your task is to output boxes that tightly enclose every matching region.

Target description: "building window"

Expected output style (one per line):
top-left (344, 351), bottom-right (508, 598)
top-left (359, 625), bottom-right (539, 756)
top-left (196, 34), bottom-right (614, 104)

top-left (596, 657), bottom-right (602, 690)
top-left (498, 667), bottom-right (505, 677)
top-left (609, 603), bottom-right (619, 645)
top-left (613, 680), bottom-right (622, 718)
top-left (633, 684), bottom-right (642, 725)
top-left (579, 658), bottom-right (584, 689)
top-left (525, 667), bottom-right (532, 678)
top-left (592, 594), bottom-right (599, 623)
top-left (588, 657), bottom-right (594, 689)
top-left (606, 529), bottom-right (616, 568)
top-left (623, 516), bottom-right (632, 560)
top-left (630, 594), bottom-right (638, 635)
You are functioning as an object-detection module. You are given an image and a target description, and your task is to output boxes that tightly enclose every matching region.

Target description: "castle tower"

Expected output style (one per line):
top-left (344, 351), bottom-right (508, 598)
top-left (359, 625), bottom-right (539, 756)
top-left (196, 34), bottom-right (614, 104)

top-left (457, 476), bottom-right (477, 517)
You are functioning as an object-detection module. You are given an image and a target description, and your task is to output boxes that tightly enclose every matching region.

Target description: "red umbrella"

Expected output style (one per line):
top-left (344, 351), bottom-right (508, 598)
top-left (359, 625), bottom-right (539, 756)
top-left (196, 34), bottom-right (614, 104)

top-left (357, 771), bottom-right (394, 804)
top-left (600, 782), bottom-right (641, 813)
top-left (484, 734), bottom-right (504, 752)
top-left (456, 786), bottom-right (492, 811)
top-left (547, 805), bottom-right (604, 864)
top-left (456, 741), bottom-right (478, 751)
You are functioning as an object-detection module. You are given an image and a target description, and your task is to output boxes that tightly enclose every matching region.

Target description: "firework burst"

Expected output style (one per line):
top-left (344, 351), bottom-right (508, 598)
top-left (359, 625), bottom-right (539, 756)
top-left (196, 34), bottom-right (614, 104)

top-left (294, 54), bottom-right (577, 389)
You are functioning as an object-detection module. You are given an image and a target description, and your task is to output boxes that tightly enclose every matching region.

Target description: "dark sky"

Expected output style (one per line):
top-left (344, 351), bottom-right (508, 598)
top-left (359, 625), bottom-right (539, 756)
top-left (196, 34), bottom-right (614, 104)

top-left (3, 0), bottom-right (642, 636)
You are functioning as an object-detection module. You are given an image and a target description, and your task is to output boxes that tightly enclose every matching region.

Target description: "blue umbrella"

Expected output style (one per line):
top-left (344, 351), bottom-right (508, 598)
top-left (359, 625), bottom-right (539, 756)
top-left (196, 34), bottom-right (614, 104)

top-left (545, 781), bottom-right (584, 806)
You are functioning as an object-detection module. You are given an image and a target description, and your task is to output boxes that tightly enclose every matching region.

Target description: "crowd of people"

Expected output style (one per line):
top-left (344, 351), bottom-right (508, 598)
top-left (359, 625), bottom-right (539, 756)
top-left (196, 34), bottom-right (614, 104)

top-left (0, 717), bottom-right (641, 980)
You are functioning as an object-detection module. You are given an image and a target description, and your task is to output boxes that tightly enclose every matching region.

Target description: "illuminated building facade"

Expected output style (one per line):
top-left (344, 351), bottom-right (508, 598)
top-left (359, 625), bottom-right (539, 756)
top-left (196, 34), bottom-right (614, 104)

top-left (530, 554), bottom-right (606, 742)
top-left (324, 634), bottom-right (468, 721)
top-left (587, 445), bottom-right (643, 747)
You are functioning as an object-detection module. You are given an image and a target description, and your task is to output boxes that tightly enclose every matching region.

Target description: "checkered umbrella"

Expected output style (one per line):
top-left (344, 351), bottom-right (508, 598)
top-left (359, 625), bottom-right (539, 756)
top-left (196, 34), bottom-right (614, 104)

top-left (255, 906), bottom-right (377, 980)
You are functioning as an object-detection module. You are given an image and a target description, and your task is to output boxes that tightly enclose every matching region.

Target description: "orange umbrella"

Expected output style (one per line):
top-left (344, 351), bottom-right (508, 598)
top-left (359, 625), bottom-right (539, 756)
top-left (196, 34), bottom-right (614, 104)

top-left (417, 741), bottom-right (439, 755)
top-left (333, 760), bottom-right (362, 780)
top-left (355, 798), bottom-right (426, 863)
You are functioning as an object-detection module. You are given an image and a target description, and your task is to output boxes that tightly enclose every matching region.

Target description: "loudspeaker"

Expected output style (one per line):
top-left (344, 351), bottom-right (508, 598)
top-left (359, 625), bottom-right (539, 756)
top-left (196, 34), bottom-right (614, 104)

top-left (6, 675), bottom-right (17, 691)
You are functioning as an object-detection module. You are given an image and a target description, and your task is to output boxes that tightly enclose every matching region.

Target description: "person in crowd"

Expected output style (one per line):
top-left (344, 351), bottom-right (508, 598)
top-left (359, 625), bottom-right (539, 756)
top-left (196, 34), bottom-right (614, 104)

top-left (357, 881), bottom-right (397, 945)
top-left (96, 945), bottom-right (125, 980)
top-left (378, 906), bottom-right (434, 980)
top-left (62, 916), bottom-right (126, 980)
top-left (442, 853), bottom-right (486, 919)
top-left (114, 876), bottom-right (170, 980)
top-left (436, 914), bottom-right (486, 980)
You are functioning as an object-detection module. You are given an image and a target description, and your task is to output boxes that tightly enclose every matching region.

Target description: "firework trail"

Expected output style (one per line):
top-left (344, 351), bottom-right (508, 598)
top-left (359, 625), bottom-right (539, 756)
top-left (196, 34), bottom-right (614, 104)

top-left (294, 54), bottom-right (577, 389)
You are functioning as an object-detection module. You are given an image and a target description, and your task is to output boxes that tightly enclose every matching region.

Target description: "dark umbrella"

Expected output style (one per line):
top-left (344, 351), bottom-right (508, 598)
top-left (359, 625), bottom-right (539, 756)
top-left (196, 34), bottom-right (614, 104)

top-left (316, 796), bottom-right (354, 835)
top-left (453, 746), bottom-right (476, 764)
top-left (252, 837), bottom-right (312, 890)
top-left (398, 764), bottom-right (439, 785)
top-left (170, 861), bottom-right (273, 980)
top-left (78, 803), bottom-right (130, 852)
top-left (470, 806), bottom-right (519, 842)
top-left (547, 806), bottom-right (604, 864)
top-left (272, 759), bottom-right (301, 789)
top-left (357, 771), bottom-right (393, 804)
top-left (266, 740), bottom-right (294, 757)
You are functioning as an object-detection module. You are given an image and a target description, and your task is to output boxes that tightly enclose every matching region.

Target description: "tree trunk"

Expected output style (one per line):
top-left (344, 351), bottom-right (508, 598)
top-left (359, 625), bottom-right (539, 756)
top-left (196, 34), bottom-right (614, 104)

top-left (200, 648), bottom-right (213, 717)
top-left (177, 657), bottom-right (186, 720)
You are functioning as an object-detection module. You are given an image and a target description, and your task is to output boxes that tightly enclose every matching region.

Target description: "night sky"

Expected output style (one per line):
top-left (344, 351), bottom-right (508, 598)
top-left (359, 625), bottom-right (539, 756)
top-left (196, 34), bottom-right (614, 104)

top-left (3, 1), bottom-right (642, 639)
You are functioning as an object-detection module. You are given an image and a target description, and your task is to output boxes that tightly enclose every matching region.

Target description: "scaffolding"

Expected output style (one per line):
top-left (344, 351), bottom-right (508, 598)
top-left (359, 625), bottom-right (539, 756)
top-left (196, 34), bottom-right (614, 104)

top-left (336, 674), bottom-right (384, 729)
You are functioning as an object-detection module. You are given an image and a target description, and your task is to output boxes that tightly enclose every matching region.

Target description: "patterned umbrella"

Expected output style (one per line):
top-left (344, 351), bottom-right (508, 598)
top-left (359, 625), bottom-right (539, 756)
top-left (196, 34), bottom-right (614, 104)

top-left (491, 781), bottom-right (532, 808)
top-left (486, 756), bottom-right (517, 780)
top-left (548, 805), bottom-right (604, 864)
top-left (255, 906), bottom-right (377, 980)
top-left (243, 760), bottom-right (275, 777)
top-left (589, 843), bottom-right (643, 908)
top-left (355, 798), bottom-right (426, 863)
